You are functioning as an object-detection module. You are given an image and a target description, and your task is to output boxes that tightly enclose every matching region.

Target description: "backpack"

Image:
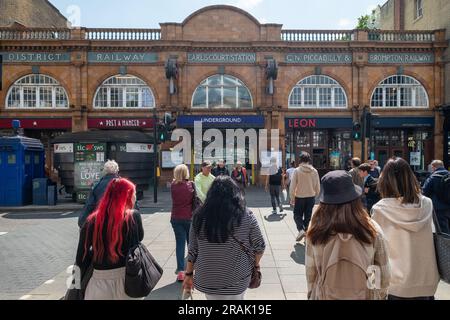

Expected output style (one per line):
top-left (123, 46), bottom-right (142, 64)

top-left (434, 172), bottom-right (450, 205)
top-left (318, 235), bottom-right (375, 300)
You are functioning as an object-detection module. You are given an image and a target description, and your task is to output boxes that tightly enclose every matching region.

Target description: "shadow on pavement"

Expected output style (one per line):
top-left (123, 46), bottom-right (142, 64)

top-left (291, 243), bottom-right (306, 265)
top-left (264, 213), bottom-right (287, 222)
top-left (146, 281), bottom-right (183, 300)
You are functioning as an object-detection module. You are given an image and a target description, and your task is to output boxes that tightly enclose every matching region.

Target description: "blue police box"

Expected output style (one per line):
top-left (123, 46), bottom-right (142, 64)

top-left (0, 121), bottom-right (45, 206)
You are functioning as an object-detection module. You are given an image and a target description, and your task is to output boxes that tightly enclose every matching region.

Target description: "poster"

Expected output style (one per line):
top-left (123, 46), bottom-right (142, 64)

top-left (74, 143), bottom-right (106, 194)
top-left (162, 151), bottom-right (184, 168)
top-left (126, 143), bottom-right (154, 153)
top-left (410, 152), bottom-right (421, 166)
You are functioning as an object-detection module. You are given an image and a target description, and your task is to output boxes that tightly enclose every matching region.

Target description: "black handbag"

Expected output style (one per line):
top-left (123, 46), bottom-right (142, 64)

top-left (432, 211), bottom-right (450, 284)
top-left (125, 227), bottom-right (163, 298)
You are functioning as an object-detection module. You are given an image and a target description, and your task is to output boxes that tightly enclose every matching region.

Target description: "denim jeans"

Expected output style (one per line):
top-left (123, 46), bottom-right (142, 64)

top-left (171, 219), bottom-right (191, 273)
top-left (270, 185), bottom-right (282, 211)
top-left (293, 197), bottom-right (315, 232)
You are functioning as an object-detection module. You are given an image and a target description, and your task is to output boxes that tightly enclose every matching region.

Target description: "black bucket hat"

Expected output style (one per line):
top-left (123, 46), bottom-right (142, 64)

top-left (319, 170), bottom-right (363, 205)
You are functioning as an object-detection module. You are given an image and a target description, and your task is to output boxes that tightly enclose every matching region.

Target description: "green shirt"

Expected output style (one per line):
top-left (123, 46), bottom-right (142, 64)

top-left (194, 173), bottom-right (215, 203)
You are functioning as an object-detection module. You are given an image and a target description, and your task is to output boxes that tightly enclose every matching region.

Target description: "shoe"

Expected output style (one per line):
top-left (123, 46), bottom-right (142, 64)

top-left (177, 271), bottom-right (185, 282)
top-left (272, 210), bottom-right (277, 215)
top-left (296, 230), bottom-right (306, 242)
top-left (279, 206), bottom-right (284, 213)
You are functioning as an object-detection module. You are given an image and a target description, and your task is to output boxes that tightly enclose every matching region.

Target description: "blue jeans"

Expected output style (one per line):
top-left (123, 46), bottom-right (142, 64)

top-left (171, 219), bottom-right (191, 273)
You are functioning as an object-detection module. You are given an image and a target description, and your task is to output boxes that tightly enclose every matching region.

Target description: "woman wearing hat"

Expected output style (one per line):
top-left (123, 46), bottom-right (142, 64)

top-left (305, 171), bottom-right (391, 300)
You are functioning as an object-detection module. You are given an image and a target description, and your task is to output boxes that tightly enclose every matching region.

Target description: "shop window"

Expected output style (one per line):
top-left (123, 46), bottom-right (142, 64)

top-left (192, 75), bottom-right (253, 109)
top-left (93, 75), bottom-right (155, 109)
top-left (6, 74), bottom-right (69, 109)
top-left (371, 75), bottom-right (428, 108)
top-left (289, 75), bottom-right (348, 108)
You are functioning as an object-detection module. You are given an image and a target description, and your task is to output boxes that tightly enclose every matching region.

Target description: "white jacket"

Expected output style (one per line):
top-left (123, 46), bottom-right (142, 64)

top-left (371, 196), bottom-right (440, 298)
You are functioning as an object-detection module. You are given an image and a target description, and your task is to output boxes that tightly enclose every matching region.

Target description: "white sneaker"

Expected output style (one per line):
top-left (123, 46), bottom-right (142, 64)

top-left (296, 230), bottom-right (305, 242)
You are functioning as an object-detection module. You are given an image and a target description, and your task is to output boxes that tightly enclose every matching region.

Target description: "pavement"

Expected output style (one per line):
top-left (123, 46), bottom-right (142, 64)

top-left (1, 187), bottom-right (450, 300)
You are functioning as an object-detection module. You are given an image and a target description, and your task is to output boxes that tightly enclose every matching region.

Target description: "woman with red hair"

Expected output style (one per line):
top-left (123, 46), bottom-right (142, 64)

top-left (75, 178), bottom-right (144, 300)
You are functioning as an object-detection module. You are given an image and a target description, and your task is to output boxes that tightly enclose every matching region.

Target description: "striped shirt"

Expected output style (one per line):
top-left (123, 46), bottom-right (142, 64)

top-left (188, 210), bottom-right (266, 295)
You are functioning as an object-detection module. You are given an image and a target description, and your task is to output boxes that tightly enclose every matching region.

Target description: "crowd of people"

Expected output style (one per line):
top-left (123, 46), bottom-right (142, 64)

top-left (72, 153), bottom-right (449, 300)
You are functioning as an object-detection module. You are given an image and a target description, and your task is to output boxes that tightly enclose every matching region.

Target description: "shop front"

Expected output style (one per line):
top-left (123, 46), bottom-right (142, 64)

top-left (175, 115), bottom-right (265, 183)
top-left (443, 107), bottom-right (450, 170)
top-left (370, 117), bottom-right (435, 171)
top-left (285, 117), bottom-right (353, 177)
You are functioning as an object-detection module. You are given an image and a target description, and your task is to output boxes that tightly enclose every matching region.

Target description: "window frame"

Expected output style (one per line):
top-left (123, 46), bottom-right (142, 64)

top-left (191, 74), bottom-right (253, 109)
top-left (370, 75), bottom-right (429, 109)
top-left (415, 0), bottom-right (423, 19)
top-left (93, 75), bottom-right (155, 109)
top-left (6, 74), bottom-right (69, 109)
top-left (288, 75), bottom-right (348, 109)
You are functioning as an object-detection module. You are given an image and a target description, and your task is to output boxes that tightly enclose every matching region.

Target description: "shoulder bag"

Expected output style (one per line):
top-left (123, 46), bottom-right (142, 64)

top-left (125, 216), bottom-right (163, 298)
top-left (231, 235), bottom-right (261, 289)
top-left (432, 210), bottom-right (450, 283)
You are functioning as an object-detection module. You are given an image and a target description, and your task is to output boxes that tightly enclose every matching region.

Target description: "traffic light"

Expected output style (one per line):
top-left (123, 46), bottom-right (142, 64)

top-left (352, 121), bottom-right (362, 141)
top-left (157, 122), bottom-right (167, 144)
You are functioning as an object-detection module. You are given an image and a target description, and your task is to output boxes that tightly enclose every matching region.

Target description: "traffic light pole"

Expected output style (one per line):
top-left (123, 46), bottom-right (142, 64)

top-left (361, 107), bottom-right (367, 162)
top-left (153, 111), bottom-right (158, 203)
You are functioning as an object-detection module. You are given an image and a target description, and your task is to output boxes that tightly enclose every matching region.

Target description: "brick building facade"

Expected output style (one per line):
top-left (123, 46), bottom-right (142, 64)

top-left (0, 5), bottom-right (448, 185)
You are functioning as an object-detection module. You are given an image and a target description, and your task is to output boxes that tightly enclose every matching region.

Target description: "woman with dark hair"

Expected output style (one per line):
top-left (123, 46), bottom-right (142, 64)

top-left (372, 157), bottom-right (439, 300)
top-left (182, 176), bottom-right (266, 300)
top-left (75, 178), bottom-right (144, 300)
top-left (306, 171), bottom-right (390, 300)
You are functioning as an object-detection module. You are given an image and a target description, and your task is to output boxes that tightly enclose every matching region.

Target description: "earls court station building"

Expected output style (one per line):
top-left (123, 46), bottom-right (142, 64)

top-left (0, 5), bottom-right (448, 184)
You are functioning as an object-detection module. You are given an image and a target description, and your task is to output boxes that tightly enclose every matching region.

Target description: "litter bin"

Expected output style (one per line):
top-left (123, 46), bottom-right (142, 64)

top-left (47, 183), bottom-right (57, 206)
top-left (33, 178), bottom-right (49, 205)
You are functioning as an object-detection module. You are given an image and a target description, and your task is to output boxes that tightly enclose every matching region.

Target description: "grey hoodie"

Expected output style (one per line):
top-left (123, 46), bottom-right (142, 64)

top-left (289, 163), bottom-right (321, 199)
top-left (372, 196), bottom-right (439, 298)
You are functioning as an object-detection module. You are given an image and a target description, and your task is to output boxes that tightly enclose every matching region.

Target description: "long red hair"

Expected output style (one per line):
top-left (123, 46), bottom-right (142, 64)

top-left (84, 178), bottom-right (136, 264)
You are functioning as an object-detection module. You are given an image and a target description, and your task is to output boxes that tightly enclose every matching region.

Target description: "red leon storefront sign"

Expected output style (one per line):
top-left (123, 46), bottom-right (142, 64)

top-left (88, 118), bottom-right (154, 129)
top-left (0, 118), bottom-right (72, 129)
top-left (287, 118), bottom-right (317, 129)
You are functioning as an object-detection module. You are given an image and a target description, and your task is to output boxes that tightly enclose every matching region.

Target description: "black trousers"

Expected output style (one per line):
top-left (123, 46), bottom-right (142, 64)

top-left (293, 197), bottom-right (315, 232)
top-left (388, 295), bottom-right (434, 300)
top-left (270, 185), bottom-right (282, 211)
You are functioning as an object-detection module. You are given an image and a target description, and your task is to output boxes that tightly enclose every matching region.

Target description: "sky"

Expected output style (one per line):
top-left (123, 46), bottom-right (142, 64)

top-left (49, 0), bottom-right (385, 29)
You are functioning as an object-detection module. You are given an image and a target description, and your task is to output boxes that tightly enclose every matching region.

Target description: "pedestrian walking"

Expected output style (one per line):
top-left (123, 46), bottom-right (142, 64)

top-left (232, 161), bottom-right (248, 192)
top-left (265, 158), bottom-right (285, 215)
top-left (305, 170), bottom-right (391, 300)
top-left (75, 178), bottom-right (144, 300)
top-left (182, 176), bottom-right (266, 300)
top-left (348, 157), bottom-right (364, 188)
top-left (372, 157), bottom-right (440, 300)
top-left (194, 161), bottom-right (215, 203)
top-left (369, 160), bottom-right (381, 179)
top-left (171, 164), bottom-right (195, 282)
top-left (285, 161), bottom-right (297, 204)
top-left (212, 159), bottom-right (230, 177)
top-left (422, 160), bottom-right (450, 234)
top-left (289, 152), bottom-right (321, 242)
top-left (359, 163), bottom-right (380, 213)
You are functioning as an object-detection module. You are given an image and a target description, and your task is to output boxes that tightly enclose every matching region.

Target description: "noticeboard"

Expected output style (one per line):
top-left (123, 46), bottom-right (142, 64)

top-left (74, 143), bottom-right (106, 200)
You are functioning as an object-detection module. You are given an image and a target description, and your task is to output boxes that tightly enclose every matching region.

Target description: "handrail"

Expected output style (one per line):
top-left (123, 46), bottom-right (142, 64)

top-left (84, 28), bottom-right (161, 41)
top-left (281, 30), bottom-right (355, 41)
top-left (0, 28), bottom-right (71, 40)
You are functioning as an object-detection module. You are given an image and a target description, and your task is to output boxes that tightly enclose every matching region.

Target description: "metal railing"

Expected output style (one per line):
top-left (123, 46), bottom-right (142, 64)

top-left (281, 30), bottom-right (355, 42)
top-left (84, 28), bottom-right (161, 41)
top-left (0, 28), bottom-right (71, 40)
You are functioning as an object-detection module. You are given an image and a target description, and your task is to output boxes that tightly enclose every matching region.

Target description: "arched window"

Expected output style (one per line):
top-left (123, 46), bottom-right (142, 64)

top-left (6, 74), bottom-right (69, 109)
top-left (371, 75), bottom-right (428, 108)
top-left (93, 75), bottom-right (155, 108)
top-left (289, 75), bottom-right (347, 108)
top-left (192, 74), bottom-right (253, 109)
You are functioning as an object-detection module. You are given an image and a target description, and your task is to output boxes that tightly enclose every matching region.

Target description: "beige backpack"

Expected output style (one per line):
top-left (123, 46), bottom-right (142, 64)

top-left (317, 234), bottom-right (376, 300)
